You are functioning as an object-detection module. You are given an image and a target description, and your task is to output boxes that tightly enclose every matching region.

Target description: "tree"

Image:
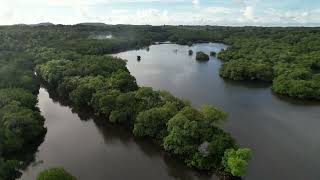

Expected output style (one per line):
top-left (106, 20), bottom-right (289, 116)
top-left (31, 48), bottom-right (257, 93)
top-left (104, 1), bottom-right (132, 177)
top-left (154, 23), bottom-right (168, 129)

top-left (186, 132), bottom-right (236, 170)
top-left (37, 168), bottom-right (76, 180)
top-left (164, 107), bottom-right (208, 155)
top-left (219, 60), bottom-right (273, 81)
top-left (159, 90), bottom-right (190, 110)
top-left (135, 87), bottom-right (161, 111)
top-left (200, 105), bottom-right (227, 126)
top-left (0, 159), bottom-right (20, 180)
top-left (164, 113), bottom-right (199, 156)
top-left (69, 76), bottom-right (106, 107)
top-left (0, 88), bottom-right (37, 110)
top-left (0, 102), bottom-right (45, 153)
top-left (133, 102), bottom-right (178, 139)
top-left (109, 92), bottom-right (137, 125)
top-left (90, 90), bottom-right (120, 117)
top-left (196, 52), bottom-right (209, 61)
top-left (108, 70), bottom-right (138, 92)
top-left (222, 148), bottom-right (251, 177)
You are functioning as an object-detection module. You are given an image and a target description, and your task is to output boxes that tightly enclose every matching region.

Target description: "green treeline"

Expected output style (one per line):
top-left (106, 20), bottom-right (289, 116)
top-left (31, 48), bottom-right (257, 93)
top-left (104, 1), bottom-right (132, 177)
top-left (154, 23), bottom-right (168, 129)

top-left (35, 53), bottom-right (250, 177)
top-left (216, 29), bottom-right (320, 99)
top-left (219, 60), bottom-right (273, 81)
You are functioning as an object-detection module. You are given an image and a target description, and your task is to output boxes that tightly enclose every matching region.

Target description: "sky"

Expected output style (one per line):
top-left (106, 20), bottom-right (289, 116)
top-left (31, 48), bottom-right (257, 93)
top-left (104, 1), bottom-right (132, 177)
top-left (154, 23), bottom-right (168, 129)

top-left (0, 0), bottom-right (319, 26)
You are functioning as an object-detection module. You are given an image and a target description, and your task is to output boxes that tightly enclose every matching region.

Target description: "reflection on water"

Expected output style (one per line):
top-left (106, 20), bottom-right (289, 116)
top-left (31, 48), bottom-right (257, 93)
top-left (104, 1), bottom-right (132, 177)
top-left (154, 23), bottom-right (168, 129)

top-left (114, 43), bottom-right (320, 180)
top-left (20, 43), bottom-right (320, 180)
top-left (19, 87), bottom-right (217, 180)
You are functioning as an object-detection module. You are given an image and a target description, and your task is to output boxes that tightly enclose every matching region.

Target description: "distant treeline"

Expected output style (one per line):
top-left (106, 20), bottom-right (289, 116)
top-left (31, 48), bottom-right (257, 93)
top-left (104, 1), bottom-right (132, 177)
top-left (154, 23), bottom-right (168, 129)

top-left (1, 25), bottom-right (319, 99)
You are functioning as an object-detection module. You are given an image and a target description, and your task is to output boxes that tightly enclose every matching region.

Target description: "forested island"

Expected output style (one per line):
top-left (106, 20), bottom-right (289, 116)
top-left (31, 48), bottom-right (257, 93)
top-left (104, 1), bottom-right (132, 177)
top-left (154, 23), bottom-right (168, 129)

top-left (1, 24), bottom-right (320, 180)
top-left (196, 51), bottom-right (210, 61)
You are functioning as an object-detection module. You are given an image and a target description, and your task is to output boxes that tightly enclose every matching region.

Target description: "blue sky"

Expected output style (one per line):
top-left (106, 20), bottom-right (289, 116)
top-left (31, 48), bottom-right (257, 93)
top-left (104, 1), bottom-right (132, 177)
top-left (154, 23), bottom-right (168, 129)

top-left (0, 0), bottom-right (319, 26)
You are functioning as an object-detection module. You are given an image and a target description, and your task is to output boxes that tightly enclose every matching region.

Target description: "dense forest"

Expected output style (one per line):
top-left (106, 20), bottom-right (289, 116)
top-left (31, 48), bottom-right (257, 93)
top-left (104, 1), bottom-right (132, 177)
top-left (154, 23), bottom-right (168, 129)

top-left (217, 28), bottom-right (320, 99)
top-left (0, 51), bottom-right (46, 180)
top-left (1, 24), bottom-right (319, 180)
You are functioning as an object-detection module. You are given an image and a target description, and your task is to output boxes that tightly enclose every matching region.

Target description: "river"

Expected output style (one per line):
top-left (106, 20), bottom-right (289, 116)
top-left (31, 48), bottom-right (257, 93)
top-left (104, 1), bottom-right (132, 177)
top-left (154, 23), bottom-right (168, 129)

top-left (20, 43), bottom-right (320, 180)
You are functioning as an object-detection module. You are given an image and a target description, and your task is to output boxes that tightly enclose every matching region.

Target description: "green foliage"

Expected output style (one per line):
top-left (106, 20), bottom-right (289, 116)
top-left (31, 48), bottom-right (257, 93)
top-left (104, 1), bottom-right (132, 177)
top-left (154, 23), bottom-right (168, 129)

top-left (215, 28), bottom-right (320, 99)
top-left (0, 159), bottom-right (20, 180)
top-left (222, 148), bottom-right (251, 177)
top-left (135, 87), bottom-right (162, 111)
top-left (0, 101), bottom-right (45, 153)
top-left (164, 106), bottom-right (238, 171)
top-left (186, 132), bottom-right (236, 170)
top-left (0, 88), bottom-right (37, 110)
top-left (200, 105), bottom-right (227, 125)
top-left (164, 112), bottom-right (199, 156)
top-left (196, 52), bottom-right (209, 61)
top-left (108, 70), bottom-right (138, 92)
top-left (69, 76), bottom-right (106, 107)
top-left (0, 52), bottom-right (46, 180)
top-left (37, 168), bottom-right (76, 180)
top-left (90, 90), bottom-right (120, 117)
top-left (159, 90), bottom-right (190, 110)
top-left (220, 60), bottom-right (273, 81)
top-left (109, 92), bottom-right (137, 125)
top-left (0, 53), bottom-right (38, 92)
top-left (272, 65), bottom-right (320, 99)
top-left (133, 102), bottom-right (178, 139)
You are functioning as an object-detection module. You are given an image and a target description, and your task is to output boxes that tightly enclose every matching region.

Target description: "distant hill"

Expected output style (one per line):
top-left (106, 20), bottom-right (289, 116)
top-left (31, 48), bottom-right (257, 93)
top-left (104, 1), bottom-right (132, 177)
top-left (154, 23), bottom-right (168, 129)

top-left (14, 22), bottom-right (55, 27)
top-left (32, 22), bottom-right (55, 26)
top-left (77, 22), bottom-right (107, 26)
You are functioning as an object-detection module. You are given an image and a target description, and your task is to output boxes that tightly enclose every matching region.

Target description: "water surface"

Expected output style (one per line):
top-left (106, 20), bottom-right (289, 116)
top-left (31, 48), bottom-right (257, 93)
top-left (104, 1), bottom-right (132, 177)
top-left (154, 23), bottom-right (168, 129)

top-left (114, 43), bottom-right (320, 180)
top-left (20, 88), bottom-right (217, 180)
top-left (20, 43), bottom-right (320, 180)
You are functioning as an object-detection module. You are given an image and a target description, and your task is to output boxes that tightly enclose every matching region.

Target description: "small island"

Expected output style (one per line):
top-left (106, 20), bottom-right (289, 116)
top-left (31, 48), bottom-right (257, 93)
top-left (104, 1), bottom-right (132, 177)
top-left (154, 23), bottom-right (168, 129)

top-left (188, 50), bottom-right (193, 55)
top-left (196, 51), bottom-right (209, 61)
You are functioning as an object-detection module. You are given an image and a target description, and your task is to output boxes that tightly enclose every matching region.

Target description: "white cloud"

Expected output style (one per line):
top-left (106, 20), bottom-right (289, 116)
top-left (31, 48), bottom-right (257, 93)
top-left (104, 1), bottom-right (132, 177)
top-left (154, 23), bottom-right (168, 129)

top-left (0, 3), bottom-right (15, 24)
top-left (204, 7), bottom-right (231, 14)
top-left (262, 8), bottom-right (318, 25)
top-left (3, 0), bottom-right (182, 7)
top-left (243, 6), bottom-right (255, 20)
top-left (192, 0), bottom-right (199, 6)
top-left (0, 0), bottom-right (319, 26)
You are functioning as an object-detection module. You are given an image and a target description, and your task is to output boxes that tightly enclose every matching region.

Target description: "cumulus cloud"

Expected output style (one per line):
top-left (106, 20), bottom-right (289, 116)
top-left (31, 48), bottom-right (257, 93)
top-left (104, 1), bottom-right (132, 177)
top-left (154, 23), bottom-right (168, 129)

top-left (192, 0), bottom-right (199, 6)
top-left (263, 8), bottom-right (315, 25)
top-left (0, 0), bottom-right (319, 26)
top-left (243, 6), bottom-right (255, 20)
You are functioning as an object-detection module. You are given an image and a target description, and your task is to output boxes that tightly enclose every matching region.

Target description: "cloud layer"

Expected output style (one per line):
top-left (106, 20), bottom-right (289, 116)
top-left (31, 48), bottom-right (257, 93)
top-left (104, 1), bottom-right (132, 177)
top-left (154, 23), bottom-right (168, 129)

top-left (0, 0), bottom-right (319, 26)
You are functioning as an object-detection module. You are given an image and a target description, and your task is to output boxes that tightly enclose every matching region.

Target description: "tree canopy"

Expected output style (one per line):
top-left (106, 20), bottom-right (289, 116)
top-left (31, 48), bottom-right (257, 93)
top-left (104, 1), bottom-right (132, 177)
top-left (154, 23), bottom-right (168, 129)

top-left (37, 168), bottom-right (76, 180)
top-left (196, 51), bottom-right (209, 61)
